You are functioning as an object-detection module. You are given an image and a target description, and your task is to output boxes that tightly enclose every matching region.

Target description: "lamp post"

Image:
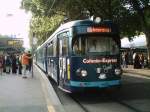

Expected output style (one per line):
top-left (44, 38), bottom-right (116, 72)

top-left (31, 34), bottom-right (37, 78)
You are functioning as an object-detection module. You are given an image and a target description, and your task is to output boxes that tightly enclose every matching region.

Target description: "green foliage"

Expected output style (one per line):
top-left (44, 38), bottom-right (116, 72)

top-left (21, 0), bottom-right (53, 16)
top-left (21, 0), bottom-right (65, 45)
top-left (0, 34), bottom-right (9, 38)
top-left (21, 0), bottom-right (150, 46)
top-left (30, 14), bottom-right (64, 45)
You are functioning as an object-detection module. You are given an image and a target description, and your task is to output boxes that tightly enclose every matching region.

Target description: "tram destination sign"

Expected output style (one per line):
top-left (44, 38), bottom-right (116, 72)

top-left (74, 26), bottom-right (117, 35)
top-left (87, 27), bottom-right (111, 33)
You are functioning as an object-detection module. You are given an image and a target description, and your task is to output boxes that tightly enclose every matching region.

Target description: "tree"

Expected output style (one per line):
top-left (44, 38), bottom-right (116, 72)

top-left (121, 0), bottom-right (150, 65)
top-left (21, 0), bottom-right (150, 63)
top-left (29, 15), bottom-right (64, 45)
top-left (0, 34), bottom-right (10, 38)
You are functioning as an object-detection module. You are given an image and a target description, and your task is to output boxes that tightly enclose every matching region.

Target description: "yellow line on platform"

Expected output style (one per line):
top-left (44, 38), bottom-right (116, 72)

top-left (47, 105), bottom-right (56, 112)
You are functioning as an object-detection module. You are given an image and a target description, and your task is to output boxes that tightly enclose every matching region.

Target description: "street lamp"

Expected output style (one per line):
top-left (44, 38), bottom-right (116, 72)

top-left (31, 33), bottom-right (37, 78)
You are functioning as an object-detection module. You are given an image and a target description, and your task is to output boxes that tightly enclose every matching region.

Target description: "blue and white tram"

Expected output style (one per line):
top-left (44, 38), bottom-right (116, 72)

top-left (35, 18), bottom-right (122, 93)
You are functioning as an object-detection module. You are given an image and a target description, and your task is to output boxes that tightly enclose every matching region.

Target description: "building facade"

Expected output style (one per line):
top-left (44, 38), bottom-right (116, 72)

top-left (0, 38), bottom-right (24, 55)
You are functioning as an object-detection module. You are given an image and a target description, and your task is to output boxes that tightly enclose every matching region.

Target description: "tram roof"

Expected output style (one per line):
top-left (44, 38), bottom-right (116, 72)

top-left (38, 19), bottom-right (116, 49)
top-left (59, 19), bottom-right (115, 29)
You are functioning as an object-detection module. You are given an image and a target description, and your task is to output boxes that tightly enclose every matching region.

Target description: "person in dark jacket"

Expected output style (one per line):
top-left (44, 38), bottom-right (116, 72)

top-left (11, 54), bottom-right (17, 74)
top-left (134, 53), bottom-right (141, 69)
top-left (17, 54), bottom-right (22, 75)
top-left (5, 56), bottom-right (11, 74)
top-left (2, 55), bottom-right (6, 73)
top-left (27, 51), bottom-right (32, 73)
top-left (0, 55), bottom-right (4, 75)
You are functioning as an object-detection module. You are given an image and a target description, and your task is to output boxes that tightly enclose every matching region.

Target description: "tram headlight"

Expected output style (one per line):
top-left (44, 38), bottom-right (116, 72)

top-left (115, 69), bottom-right (121, 75)
top-left (94, 17), bottom-right (101, 23)
top-left (76, 69), bottom-right (88, 77)
top-left (81, 70), bottom-right (87, 77)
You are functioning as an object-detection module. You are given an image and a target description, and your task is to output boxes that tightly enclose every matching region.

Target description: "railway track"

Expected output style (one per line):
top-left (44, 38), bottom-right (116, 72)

top-left (49, 76), bottom-right (149, 112)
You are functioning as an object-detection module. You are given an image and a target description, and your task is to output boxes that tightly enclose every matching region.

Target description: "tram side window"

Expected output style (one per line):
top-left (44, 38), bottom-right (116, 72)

top-left (58, 32), bottom-right (69, 56)
top-left (72, 37), bottom-right (86, 55)
top-left (62, 37), bottom-right (68, 56)
top-left (53, 38), bottom-right (57, 56)
top-left (38, 47), bottom-right (45, 63)
top-left (47, 42), bottom-right (53, 56)
top-left (73, 39), bottom-right (79, 53)
top-left (40, 48), bottom-right (44, 58)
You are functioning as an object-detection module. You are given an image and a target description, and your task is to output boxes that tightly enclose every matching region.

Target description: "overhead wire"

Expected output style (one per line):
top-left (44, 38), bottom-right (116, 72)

top-left (48, 0), bottom-right (56, 14)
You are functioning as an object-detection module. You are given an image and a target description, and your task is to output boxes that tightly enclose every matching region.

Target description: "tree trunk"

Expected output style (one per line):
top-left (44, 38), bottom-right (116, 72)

top-left (145, 31), bottom-right (150, 67)
top-left (131, 0), bottom-right (150, 67)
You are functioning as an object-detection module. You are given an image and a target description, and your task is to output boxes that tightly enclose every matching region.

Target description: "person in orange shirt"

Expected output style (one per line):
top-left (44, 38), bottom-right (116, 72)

top-left (21, 51), bottom-right (32, 78)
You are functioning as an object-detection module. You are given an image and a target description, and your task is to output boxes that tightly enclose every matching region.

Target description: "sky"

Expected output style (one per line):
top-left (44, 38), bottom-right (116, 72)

top-left (121, 35), bottom-right (146, 48)
top-left (0, 0), bottom-right (31, 49)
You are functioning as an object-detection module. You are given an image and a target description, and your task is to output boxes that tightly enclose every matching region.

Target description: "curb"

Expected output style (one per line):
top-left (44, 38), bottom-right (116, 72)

top-left (123, 70), bottom-right (150, 78)
top-left (34, 65), bottom-right (66, 112)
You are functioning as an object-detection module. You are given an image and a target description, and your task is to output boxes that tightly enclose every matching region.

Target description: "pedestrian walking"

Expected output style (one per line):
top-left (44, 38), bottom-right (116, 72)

top-left (21, 51), bottom-right (31, 78)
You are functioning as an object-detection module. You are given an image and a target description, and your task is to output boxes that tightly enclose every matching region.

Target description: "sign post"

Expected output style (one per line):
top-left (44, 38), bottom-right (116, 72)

top-left (31, 36), bottom-right (33, 78)
top-left (31, 34), bottom-right (37, 78)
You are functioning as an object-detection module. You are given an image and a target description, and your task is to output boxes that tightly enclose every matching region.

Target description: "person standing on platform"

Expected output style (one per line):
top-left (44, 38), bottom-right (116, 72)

top-left (21, 51), bottom-right (31, 78)
top-left (134, 53), bottom-right (140, 69)
top-left (139, 53), bottom-right (144, 68)
top-left (11, 54), bottom-right (17, 74)
top-left (27, 51), bottom-right (32, 73)
top-left (5, 55), bottom-right (11, 74)
top-left (2, 55), bottom-right (6, 73)
top-left (17, 54), bottom-right (22, 75)
top-left (0, 55), bottom-right (4, 75)
top-left (122, 52), bottom-right (128, 68)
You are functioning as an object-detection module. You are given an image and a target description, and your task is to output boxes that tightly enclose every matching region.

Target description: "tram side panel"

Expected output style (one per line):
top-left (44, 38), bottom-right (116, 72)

top-left (35, 46), bottom-right (47, 73)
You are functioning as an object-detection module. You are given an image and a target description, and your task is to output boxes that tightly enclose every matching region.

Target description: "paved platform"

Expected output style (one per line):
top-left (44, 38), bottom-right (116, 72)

top-left (0, 65), bottom-right (65, 112)
top-left (0, 64), bottom-right (149, 112)
top-left (123, 65), bottom-right (150, 77)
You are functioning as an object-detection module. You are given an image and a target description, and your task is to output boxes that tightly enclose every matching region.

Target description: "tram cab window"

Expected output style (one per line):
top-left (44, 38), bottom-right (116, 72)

top-left (72, 36), bottom-right (119, 55)
top-left (88, 36), bottom-right (119, 55)
top-left (89, 39), bottom-right (97, 52)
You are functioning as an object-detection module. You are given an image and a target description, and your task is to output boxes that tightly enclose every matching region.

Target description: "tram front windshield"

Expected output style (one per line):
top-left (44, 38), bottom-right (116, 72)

top-left (72, 36), bottom-right (119, 55)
